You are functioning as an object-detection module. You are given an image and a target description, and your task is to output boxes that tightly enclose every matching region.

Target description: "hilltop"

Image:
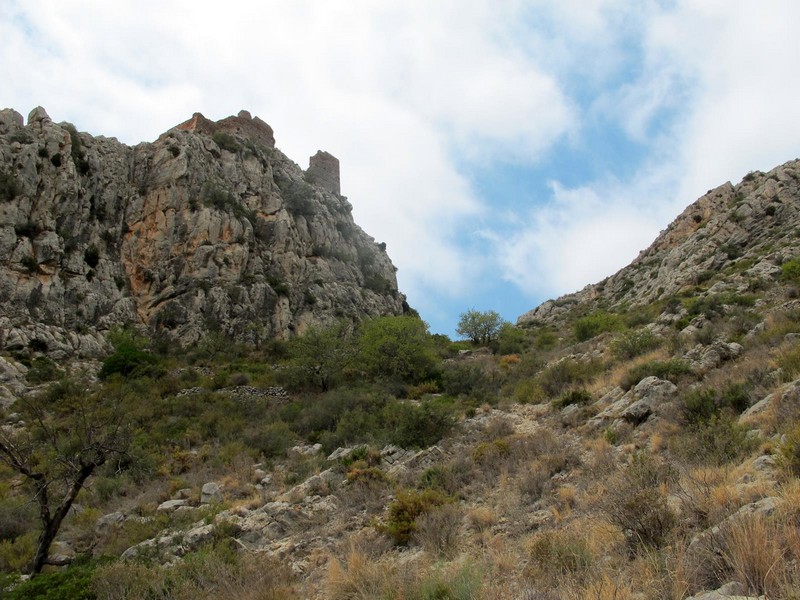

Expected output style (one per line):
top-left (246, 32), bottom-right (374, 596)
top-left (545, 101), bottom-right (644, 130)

top-left (0, 107), bottom-right (406, 359)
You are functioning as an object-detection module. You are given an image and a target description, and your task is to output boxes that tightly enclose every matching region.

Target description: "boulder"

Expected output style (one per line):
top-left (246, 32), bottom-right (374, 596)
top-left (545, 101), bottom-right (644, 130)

top-left (201, 482), bottom-right (222, 504)
top-left (157, 499), bottom-right (189, 512)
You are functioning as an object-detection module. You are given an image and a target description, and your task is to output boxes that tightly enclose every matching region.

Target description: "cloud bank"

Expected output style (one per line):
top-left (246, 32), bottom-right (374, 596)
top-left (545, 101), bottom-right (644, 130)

top-left (2, 1), bottom-right (800, 332)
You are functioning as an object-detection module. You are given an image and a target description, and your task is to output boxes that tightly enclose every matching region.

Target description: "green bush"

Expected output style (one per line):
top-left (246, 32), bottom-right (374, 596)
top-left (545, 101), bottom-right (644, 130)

top-left (574, 311), bottom-right (623, 342)
top-left (98, 345), bottom-right (158, 379)
top-left (672, 414), bottom-right (757, 465)
top-left (25, 357), bottom-right (63, 384)
top-left (621, 359), bottom-right (692, 390)
top-left (244, 421), bottom-right (296, 459)
top-left (212, 131), bottom-right (240, 153)
top-left (528, 530), bottom-right (591, 575)
top-left (610, 328), bottom-right (660, 360)
top-left (493, 322), bottom-right (529, 355)
top-left (3, 562), bottom-right (95, 599)
top-left (64, 124), bottom-right (90, 175)
top-left (441, 363), bottom-right (495, 400)
top-left (382, 400), bottom-right (454, 449)
top-left (537, 358), bottom-right (604, 397)
top-left (357, 316), bottom-right (440, 384)
top-left (683, 389), bottom-right (719, 425)
top-left (551, 389), bottom-right (592, 410)
top-left (381, 488), bottom-right (451, 545)
top-left (778, 423), bottom-right (800, 477)
top-left (781, 258), bottom-right (800, 283)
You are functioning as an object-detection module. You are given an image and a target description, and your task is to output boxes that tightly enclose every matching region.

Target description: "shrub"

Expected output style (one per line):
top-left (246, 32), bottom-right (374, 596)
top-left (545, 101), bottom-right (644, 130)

top-left (3, 561), bottom-right (95, 599)
top-left (413, 503), bottom-right (462, 557)
top-left (672, 414), bottom-right (757, 466)
top-left (381, 489), bottom-right (452, 545)
top-left (493, 322), bottom-right (529, 354)
top-left (212, 131), bottom-right (241, 153)
top-left (781, 258), bottom-right (800, 283)
top-left (0, 169), bottom-right (21, 202)
top-left (610, 328), bottom-right (660, 360)
top-left (778, 423), bottom-right (800, 477)
top-left (382, 399), bottom-right (454, 449)
top-left (15, 221), bottom-right (40, 238)
top-left (0, 530), bottom-right (36, 572)
top-left (244, 421), bottom-right (296, 459)
top-left (621, 359), bottom-right (692, 390)
top-left (357, 316), bottom-right (440, 384)
top-left (21, 255), bottom-right (38, 273)
top-left (441, 363), bottom-right (495, 400)
top-left (278, 178), bottom-right (316, 216)
top-left (574, 311), bottom-right (623, 342)
top-left (683, 384), bottom-right (752, 425)
top-left (683, 389), bottom-right (719, 425)
top-left (83, 245), bottom-right (100, 268)
top-left (528, 529), bottom-right (591, 576)
top-left (25, 357), bottom-right (63, 384)
top-left (346, 466), bottom-right (388, 486)
top-left (538, 357), bottom-right (604, 397)
top-left (602, 452), bottom-right (677, 552)
top-left (552, 388), bottom-right (592, 410)
top-left (64, 124), bottom-right (90, 175)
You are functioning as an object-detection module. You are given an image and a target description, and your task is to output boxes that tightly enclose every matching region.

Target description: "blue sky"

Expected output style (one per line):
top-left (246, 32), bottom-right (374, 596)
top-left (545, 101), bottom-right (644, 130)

top-left (3, 1), bottom-right (800, 337)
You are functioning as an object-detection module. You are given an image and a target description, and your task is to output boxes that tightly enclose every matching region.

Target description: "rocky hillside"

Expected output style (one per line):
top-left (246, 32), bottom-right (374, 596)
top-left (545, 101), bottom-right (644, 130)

top-left (0, 107), bottom-right (406, 358)
top-left (519, 158), bottom-right (800, 327)
top-left (3, 151), bottom-right (800, 598)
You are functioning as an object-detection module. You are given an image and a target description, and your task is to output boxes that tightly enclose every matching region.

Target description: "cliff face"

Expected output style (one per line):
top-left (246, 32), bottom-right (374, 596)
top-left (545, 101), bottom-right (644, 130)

top-left (519, 159), bottom-right (800, 325)
top-left (0, 107), bottom-right (406, 357)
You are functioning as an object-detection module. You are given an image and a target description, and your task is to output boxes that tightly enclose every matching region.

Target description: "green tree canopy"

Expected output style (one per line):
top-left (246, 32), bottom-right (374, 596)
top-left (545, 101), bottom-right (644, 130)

top-left (357, 316), bottom-right (439, 384)
top-left (456, 309), bottom-right (504, 346)
top-left (286, 321), bottom-right (357, 391)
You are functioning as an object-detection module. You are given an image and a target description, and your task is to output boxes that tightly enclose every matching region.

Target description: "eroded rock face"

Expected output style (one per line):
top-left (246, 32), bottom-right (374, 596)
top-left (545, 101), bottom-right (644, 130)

top-left (0, 108), bottom-right (406, 356)
top-left (519, 162), bottom-right (800, 326)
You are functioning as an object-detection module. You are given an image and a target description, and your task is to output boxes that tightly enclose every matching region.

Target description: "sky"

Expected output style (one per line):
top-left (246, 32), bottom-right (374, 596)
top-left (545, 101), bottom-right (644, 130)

top-left (3, 1), bottom-right (800, 337)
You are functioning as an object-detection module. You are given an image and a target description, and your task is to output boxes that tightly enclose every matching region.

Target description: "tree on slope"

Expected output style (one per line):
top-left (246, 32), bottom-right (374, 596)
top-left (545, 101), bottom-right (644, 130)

top-left (456, 309), bottom-right (504, 346)
top-left (0, 389), bottom-right (130, 575)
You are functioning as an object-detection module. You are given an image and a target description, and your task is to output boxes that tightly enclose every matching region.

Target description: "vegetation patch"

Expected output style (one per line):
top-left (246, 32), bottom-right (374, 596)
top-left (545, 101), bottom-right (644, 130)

top-left (574, 311), bottom-right (623, 342)
top-left (621, 359), bottom-right (692, 390)
top-left (0, 169), bottom-right (21, 202)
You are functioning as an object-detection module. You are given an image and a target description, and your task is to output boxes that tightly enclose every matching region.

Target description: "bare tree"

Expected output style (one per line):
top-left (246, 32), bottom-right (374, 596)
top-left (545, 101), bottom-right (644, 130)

top-left (0, 390), bottom-right (130, 575)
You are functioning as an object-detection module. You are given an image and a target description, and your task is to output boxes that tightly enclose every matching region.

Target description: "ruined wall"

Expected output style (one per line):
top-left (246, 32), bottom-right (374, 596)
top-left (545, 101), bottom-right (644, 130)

top-left (307, 150), bottom-right (340, 195)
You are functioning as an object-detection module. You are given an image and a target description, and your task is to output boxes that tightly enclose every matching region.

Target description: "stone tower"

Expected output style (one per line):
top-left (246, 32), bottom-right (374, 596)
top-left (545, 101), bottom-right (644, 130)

top-left (307, 150), bottom-right (340, 195)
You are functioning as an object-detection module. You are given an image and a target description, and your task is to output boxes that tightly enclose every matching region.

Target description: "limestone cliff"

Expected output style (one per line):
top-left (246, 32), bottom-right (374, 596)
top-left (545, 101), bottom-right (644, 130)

top-left (0, 107), bottom-right (406, 357)
top-left (519, 159), bottom-right (800, 325)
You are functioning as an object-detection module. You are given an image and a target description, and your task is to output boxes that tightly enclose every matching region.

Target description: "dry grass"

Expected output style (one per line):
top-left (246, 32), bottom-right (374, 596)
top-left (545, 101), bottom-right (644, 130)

top-left (93, 551), bottom-right (298, 600)
top-left (716, 514), bottom-right (789, 597)
top-left (467, 506), bottom-right (495, 533)
top-left (587, 347), bottom-right (671, 395)
top-left (326, 547), bottom-right (393, 600)
top-left (414, 503), bottom-right (462, 558)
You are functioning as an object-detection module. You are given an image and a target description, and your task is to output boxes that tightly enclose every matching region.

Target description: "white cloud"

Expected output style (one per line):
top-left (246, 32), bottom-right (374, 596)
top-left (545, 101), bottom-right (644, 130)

top-left (494, 0), bottom-right (800, 303)
top-left (0, 0), bottom-right (574, 309)
top-left (5, 0), bottom-right (800, 325)
top-left (494, 167), bottom-right (679, 297)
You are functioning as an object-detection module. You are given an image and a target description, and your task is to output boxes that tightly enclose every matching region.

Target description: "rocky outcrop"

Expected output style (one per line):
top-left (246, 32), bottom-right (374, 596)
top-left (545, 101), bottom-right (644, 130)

top-left (0, 107), bottom-right (406, 357)
top-left (519, 160), bottom-right (800, 326)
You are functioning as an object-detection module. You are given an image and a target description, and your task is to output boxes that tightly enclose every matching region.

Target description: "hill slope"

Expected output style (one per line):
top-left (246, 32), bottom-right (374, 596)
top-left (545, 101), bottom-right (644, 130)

top-left (519, 159), bottom-right (800, 327)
